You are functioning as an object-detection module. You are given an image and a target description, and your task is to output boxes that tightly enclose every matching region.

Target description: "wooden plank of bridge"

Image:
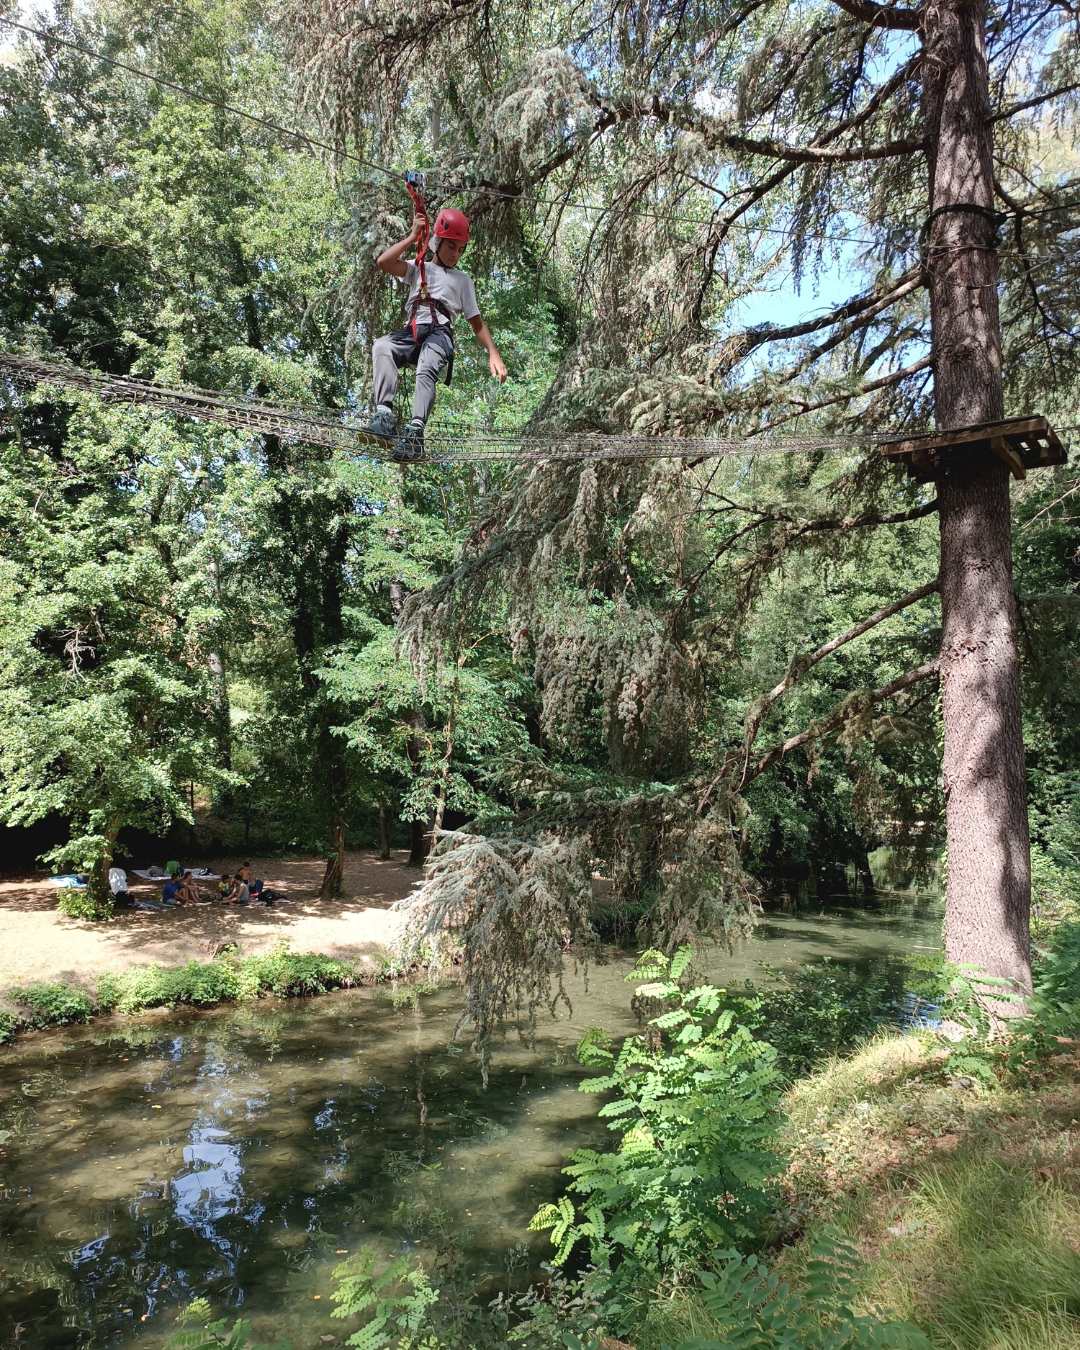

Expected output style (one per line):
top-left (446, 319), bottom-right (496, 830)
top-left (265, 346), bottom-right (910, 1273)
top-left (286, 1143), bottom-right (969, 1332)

top-left (880, 415), bottom-right (1067, 482)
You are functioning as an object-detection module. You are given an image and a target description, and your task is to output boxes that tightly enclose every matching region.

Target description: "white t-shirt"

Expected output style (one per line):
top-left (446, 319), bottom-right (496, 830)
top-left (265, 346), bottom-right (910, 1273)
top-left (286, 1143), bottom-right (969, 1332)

top-left (401, 260), bottom-right (480, 329)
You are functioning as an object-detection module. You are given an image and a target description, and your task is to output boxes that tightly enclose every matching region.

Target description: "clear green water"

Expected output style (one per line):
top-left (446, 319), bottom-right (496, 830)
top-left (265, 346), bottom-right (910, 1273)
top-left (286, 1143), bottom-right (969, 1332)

top-left (0, 897), bottom-right (942, 1348)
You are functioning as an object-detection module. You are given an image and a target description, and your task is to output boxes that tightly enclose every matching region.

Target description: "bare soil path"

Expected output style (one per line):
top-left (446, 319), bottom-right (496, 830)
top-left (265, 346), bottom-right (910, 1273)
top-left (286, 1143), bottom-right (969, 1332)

top-left (0, 851), bottom-right (422, 996)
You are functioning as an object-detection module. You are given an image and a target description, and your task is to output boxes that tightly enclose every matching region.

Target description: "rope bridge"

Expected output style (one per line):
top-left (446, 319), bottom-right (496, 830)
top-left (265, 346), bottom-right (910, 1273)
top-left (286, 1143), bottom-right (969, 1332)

top-left (0, 352), bottom-right (898, 465)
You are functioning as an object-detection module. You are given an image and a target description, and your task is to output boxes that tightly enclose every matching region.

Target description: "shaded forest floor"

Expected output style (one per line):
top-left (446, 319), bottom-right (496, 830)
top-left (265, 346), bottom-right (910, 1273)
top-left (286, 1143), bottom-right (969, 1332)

top-left (0, 850), bottom-right (420, 992)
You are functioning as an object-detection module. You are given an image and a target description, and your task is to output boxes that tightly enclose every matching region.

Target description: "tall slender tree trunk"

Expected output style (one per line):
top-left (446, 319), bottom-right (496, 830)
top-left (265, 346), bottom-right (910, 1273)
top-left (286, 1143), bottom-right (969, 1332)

top-left (389, 513), bottom-right (433, 868)
top-left (230, 239), bottom-right (350, 900)
top-left (923, 0), bottom-right (1032, 1004)
top-left (89, 817), bottom-right (121, 908)
top-left (206, 557), bottom-right (233, 797)
top-left (377, 803), bottom-right (392, 860)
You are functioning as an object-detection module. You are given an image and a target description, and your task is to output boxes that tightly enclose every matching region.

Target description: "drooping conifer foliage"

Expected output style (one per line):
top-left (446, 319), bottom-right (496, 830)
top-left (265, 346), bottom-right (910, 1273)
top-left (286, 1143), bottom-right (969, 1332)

top-left (0, 0), bottom-right (1077, 1046)
top-left (280, 0), bottom-right (1080, 1031)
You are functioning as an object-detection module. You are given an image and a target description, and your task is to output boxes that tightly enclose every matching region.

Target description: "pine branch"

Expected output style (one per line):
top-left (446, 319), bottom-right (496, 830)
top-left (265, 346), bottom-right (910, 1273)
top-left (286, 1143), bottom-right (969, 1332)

top-left (719, 268), bottom-right (926, 371)
top-left (758, 273), bottom-right (927, 389)
top-left (738, 577), bottom-right (940, 788)
top-left (988, 81), bottom-right (1080, 124)
top-left (994, 176), bottom-right (1080, 349)
top-left (691, 52), bottom-right (922, 323)
top-left (599, 93), bottom-right (925, 164)
top-left (827, 0), bottom-right (921, 30)
top-left (676, 499), bottom-right (938, 621)
top-left (755, 355), bottom-right (933, 432)
top-left (742, 660), bottom-right (940, 788)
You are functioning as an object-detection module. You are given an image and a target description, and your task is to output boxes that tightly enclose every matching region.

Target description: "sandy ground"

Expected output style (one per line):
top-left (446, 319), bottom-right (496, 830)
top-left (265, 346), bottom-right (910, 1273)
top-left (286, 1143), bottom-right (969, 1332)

top-left (0, 851), bottom-right (425, 995)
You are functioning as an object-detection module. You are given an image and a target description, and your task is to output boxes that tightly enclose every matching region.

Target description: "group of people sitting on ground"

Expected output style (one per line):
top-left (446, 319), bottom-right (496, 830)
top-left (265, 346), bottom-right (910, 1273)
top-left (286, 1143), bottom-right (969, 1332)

top-left (106, 862), bottom-right (279, 909)
top-left (216, 864), bottom-right (277, 907)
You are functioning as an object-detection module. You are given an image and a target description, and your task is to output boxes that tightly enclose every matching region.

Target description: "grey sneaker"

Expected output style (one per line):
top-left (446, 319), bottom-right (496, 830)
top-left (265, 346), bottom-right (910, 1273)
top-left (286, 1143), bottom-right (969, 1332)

top-left (365, 405), bottom-right (397, 441)
top-left (392, 420), bottom-right (424, 464)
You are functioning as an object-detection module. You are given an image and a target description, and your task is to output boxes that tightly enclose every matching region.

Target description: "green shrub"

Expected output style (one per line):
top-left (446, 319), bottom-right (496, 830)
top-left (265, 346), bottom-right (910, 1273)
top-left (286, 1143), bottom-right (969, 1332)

top-left (1000, 919), bottom-right (1080, 1072)
top-left (590, 895), bottom-right (651, 944)
top-left (94, 949), bottom-right (358, 1017)
top-left (167, 1298), bottom-right (260, 1349)
top-left (95, 964), bottom-right (228, 1014)
top-left (243, 947), bottom-right (357, 997)
top-left (1030, 919), bottom-right (1080, 1024)
top-left (56, 888), bottom-right (114, 921)
top-left (531, 949), bottom-right (781, 1325)
top-left (0, 1011), bottom-right (18, 1044)
top-left (330, 1249), bottom-right (440, 1348)
top-left (9, 982), bottom-right (94, 1029)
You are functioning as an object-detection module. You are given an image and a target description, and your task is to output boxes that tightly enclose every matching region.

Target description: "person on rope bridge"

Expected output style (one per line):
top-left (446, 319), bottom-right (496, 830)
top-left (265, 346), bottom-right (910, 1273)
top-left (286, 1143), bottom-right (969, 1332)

top-left (366, 196), bottom-right (507, 462)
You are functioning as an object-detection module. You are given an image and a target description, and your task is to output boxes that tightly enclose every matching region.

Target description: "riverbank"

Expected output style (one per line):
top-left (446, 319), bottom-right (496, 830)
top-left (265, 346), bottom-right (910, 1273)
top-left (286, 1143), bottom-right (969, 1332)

top-left (634, 1028), bottom-right (1080, 1349)
top-left (778, 1033), bottom-right (1080, 1348)
top-left (0, 849), bottom-right (420, 993)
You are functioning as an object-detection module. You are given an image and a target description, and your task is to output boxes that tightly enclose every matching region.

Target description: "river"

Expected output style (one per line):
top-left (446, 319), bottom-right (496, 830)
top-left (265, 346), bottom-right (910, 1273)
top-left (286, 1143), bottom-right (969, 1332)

top-left (0, 895), bottom-right (942, 1348)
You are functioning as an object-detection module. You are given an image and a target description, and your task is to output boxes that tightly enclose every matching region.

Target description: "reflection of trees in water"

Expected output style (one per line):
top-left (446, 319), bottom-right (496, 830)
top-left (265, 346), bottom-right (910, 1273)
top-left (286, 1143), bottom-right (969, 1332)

top-left (7, 968), bottom-right (862, 1339)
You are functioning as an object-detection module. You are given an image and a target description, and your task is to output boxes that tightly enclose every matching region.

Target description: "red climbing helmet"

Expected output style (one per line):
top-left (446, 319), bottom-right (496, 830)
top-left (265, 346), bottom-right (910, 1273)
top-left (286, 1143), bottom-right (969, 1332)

top-left (433, 208), bottom-right (470, 245)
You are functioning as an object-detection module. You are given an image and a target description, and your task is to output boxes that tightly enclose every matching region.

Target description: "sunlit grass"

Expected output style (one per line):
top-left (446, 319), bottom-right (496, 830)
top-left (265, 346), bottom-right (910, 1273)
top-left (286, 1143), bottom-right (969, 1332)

top-left (858, 1156), bottom-right (1080, 1348)
top-left (777, 1030), bottom-right (1080, 1349)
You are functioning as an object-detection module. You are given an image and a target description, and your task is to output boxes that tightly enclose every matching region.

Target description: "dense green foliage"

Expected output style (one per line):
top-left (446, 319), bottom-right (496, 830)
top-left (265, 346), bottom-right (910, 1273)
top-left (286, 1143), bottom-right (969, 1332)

top-left (680, 1238), bottom-right (931, 1349)
top-left (55, 887), bottom-right (116, 920)
top-left (1, 0), bottom-right (1075, 967)
top-left (7, 981), bottom-right (95, 1029)
top-left (2, 0), bottom-right (1079, 1345)
top-left (0, 945), bottom-right (363, 1041)
top-left (0, 0), bottom-right (555, 897)
top-left (722, 958), bottom-right (929, 1079)
top-left (531, 950), bottom-right (781, 1312)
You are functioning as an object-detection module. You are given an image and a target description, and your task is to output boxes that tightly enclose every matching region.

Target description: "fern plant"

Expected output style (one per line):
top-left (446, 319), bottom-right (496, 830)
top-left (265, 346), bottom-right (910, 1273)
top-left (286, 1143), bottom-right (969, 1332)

top-left (678, 1230), bottom-right (932, 1349)
top-left (167, 1298), bottom-right (288, 1350)
top-left (331, 1249), bottom-right (440, 1348)
top-left (531, 949), bottom-right (781, 1318)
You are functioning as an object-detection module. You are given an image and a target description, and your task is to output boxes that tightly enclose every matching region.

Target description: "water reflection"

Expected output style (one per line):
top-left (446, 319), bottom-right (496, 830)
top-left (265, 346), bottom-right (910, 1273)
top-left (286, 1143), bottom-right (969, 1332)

top-left (0, 896), bottom-right (942, 1348)
top-left (173, 1123), bottom-right (246, 1235)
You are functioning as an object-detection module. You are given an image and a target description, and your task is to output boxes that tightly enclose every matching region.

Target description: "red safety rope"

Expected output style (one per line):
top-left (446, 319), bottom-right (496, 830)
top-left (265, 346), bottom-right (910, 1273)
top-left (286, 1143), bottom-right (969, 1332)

top-left (404, 174), bottom-right (430, 341)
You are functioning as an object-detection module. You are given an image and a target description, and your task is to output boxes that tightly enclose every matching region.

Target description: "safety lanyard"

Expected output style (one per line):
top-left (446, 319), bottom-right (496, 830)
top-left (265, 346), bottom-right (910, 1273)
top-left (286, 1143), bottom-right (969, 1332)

top-left (404, 172), bottom-right (431, 342)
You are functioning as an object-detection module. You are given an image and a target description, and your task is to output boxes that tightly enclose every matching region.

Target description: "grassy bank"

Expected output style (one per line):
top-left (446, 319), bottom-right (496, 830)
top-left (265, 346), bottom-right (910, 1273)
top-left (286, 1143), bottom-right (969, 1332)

top-left (777, 1032), bottom-right (1080, 1349)
top-left (631, 1023), bottom-right (1080, 1349)
top-left (0, 944), bottom-right (398, 1047)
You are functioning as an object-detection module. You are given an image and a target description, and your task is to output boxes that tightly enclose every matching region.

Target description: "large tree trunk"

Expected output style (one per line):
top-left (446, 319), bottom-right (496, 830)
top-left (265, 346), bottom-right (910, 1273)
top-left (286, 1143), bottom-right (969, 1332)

top-left (923, 0), bottom-right (1032, 1005)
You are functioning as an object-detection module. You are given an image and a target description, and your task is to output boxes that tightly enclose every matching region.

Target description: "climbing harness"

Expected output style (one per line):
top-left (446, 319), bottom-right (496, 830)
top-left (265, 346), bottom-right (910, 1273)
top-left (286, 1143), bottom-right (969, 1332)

top-left (402, 172), bottom-right (457, 387)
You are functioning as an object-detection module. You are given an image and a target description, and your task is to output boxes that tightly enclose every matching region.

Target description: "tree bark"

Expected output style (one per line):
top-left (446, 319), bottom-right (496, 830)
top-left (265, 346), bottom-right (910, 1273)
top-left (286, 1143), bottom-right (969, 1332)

top-left (321, 816), bottom-right (345, 899)
top-left (390, 519), bottom-right (434, 867)
top-left (377, 803), bottom-right (391, 860)
top-left (89, 817), bottom-right (121, 909)
top-left (923, 0), bottom-right (1032, 1004)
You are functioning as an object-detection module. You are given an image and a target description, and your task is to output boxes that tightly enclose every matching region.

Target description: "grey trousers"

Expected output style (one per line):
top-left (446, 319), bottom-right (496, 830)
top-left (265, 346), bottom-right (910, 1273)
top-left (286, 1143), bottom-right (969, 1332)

top-left (372, 326), bottom-right (453, 425)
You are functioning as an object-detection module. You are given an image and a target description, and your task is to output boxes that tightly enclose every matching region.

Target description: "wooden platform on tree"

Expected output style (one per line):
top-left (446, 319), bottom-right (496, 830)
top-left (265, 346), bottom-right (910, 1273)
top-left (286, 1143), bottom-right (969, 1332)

top-left (880, 416), bottom-right (1066, 482)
